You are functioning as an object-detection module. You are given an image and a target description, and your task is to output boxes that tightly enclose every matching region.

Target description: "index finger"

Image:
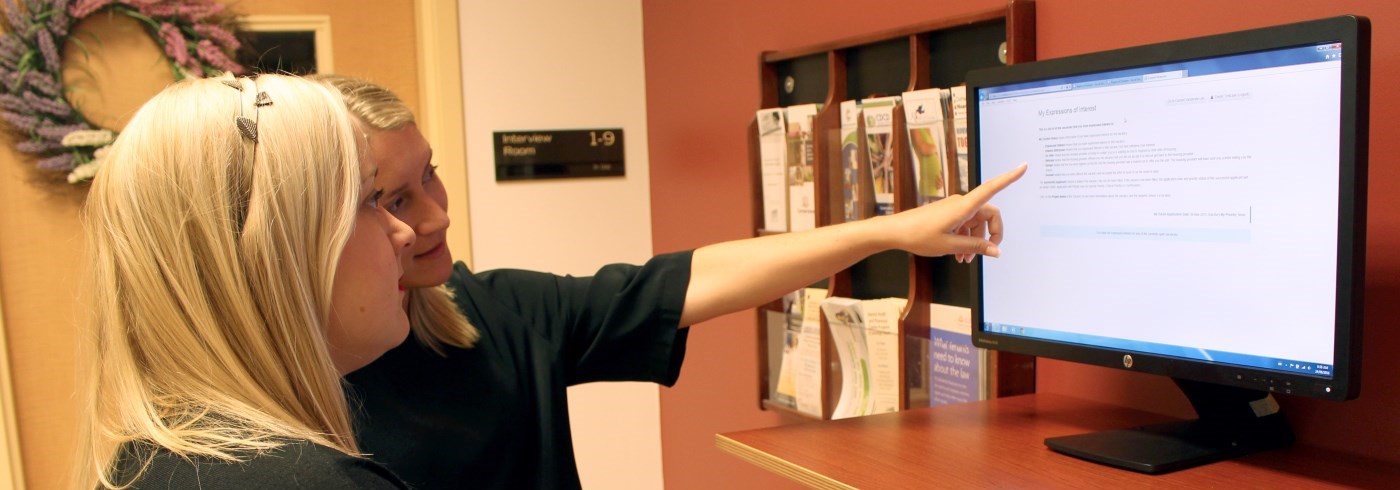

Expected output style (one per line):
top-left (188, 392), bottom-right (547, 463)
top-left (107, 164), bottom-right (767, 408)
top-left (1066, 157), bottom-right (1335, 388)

top-left (963, 162), bottom-right (1028, 208)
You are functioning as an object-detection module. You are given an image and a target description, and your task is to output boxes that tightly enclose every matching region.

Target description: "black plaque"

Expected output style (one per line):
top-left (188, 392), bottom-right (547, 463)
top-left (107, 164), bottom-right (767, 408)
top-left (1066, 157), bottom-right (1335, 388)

top-left (493, 129), bottom-right (624, 181)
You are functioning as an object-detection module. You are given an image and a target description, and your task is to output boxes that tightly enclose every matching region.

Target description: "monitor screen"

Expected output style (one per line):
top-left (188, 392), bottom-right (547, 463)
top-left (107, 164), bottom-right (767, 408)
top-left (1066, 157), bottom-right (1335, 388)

top-left (969, 17), bottom-right (1366, 403)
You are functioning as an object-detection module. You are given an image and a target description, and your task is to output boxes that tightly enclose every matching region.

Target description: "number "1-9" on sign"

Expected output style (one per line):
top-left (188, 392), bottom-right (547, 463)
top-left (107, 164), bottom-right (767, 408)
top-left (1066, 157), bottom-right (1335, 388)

top-left (589, 130), bottom-right (617, 147)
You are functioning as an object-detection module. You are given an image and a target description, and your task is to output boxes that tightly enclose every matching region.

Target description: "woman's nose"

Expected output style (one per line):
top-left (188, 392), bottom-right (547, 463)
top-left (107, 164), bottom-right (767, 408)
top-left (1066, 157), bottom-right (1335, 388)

top-left (388, 213), bottom-right (415, 252)
top-left (415, 200), bottom-right (451, 237)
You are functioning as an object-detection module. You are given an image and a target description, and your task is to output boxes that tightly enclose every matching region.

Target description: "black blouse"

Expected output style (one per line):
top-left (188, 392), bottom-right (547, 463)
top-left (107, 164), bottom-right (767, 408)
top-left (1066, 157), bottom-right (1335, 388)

top-left (345, 251), bottom-right (693, 489)
top-left (112, 440), bottom-right (407, 489)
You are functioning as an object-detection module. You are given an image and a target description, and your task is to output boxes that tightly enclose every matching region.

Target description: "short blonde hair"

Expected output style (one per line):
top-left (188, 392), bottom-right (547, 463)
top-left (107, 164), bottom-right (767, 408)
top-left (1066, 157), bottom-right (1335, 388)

top-left (77, 74), bottom-right (366, 488)
top-left (314, 74), bottom-right (416, 130)
top-left (314, 73), bottom-right (479, 354)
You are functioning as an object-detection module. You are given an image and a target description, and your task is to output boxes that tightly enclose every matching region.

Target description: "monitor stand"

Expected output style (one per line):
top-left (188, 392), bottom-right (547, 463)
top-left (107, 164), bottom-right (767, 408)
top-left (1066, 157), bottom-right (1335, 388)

top-left (1044, 378), bottom-right (1295, 474)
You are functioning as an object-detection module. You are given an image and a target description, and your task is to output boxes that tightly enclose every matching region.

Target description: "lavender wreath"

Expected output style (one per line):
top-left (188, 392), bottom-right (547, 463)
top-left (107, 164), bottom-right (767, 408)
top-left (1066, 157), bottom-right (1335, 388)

top-left (0, 0), bottom-right (244, 183)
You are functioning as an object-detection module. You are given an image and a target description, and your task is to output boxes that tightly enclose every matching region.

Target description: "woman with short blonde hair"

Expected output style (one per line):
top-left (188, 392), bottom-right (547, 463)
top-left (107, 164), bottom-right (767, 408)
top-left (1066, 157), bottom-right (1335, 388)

top-left (76, 74), bottom-right (414, 489)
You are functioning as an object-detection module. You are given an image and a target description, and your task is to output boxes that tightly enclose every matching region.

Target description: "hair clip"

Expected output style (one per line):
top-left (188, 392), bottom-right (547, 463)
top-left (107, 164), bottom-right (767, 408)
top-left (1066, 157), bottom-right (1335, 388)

top-left (255, 91), bottom-right (272, 107)
top-left (236, 117), bottom-right (257, 142)
top-left (221, 79), bottom-right (242, 91)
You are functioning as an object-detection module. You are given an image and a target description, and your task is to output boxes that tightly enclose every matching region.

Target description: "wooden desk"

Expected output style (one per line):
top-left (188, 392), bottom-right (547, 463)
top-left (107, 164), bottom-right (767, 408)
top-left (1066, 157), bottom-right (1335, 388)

top-left (717, 394), bottom-right (1400, 489)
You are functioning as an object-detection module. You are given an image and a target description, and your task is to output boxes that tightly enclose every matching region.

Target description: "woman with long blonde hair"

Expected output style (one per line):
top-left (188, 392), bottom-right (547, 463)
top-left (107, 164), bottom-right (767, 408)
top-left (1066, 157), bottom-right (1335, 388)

top-left (77, 74), bottom-right (414, 488)
top-left (318, 75), bottom-right (1025, 489)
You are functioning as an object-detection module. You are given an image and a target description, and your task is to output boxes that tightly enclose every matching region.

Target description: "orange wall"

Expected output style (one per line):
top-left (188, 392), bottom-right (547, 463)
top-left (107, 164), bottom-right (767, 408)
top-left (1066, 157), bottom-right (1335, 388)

top-left (0, 2), bottom-right (420, 487)
top-left (642, 1), bottom-right (1400, 487)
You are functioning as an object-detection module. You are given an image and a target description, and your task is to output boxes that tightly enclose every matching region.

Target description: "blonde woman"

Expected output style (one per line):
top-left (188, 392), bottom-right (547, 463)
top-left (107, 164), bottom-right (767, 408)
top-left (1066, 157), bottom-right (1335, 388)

top-left (77, 74), bottom-right (415, 488)
top-left (319, 75), bottom-right (1026, 489)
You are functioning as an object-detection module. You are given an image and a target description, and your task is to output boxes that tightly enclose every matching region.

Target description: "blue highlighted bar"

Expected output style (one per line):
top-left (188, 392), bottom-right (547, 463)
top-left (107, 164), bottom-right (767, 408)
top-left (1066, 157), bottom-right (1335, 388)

top-left (1041, 225), bottom-right (1250, 243)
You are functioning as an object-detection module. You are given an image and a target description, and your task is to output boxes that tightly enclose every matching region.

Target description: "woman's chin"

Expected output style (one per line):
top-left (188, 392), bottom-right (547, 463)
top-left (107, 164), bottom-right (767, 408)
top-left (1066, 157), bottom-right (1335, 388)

top-left (403, 263), bottom-right (455, 289)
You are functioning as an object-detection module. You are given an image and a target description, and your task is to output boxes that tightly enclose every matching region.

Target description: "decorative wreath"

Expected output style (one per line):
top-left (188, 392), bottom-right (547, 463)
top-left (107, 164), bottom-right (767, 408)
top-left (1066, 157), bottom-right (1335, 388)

top-left (0, 0), bottom-right (245, 184)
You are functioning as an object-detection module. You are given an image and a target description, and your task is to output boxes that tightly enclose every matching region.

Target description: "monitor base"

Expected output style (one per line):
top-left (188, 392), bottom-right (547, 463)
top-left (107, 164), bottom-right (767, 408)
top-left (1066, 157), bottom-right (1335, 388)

top-left (1045, 378), bottom-right (1295, 474)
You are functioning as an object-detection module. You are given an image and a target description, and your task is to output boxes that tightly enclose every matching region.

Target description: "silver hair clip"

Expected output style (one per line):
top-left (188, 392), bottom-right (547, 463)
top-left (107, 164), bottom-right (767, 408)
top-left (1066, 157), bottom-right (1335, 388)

top-left (236, 116), bottom-right (258, 142)
top-left (222, 77), bottom-right (265, 237)
top-left (222, 77), bottom-right (270, 142)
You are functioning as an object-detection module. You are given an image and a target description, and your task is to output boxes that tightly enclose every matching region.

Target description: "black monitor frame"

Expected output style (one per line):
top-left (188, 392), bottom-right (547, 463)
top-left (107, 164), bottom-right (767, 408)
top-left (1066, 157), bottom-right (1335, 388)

top-left (966, 15), bottom-right (1369, 473)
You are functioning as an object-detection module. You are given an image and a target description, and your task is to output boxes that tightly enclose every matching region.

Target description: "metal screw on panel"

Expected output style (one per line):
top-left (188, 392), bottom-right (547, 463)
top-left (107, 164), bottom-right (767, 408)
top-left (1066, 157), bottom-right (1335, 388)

top-left (783, 76), bottom-right (796, 94)
top-left (998, 42), bottom-right (1008, 64)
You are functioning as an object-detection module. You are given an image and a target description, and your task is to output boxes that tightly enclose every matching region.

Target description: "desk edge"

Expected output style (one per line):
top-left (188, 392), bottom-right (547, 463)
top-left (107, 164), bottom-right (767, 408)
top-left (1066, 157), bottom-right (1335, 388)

top-left (714, 433), bottom-right (856, 490)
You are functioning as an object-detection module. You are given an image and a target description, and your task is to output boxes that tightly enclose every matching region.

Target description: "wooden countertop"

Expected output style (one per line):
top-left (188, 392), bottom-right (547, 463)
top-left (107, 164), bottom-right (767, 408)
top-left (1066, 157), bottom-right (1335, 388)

top-left (717, 393), bottom-right (1400, 489)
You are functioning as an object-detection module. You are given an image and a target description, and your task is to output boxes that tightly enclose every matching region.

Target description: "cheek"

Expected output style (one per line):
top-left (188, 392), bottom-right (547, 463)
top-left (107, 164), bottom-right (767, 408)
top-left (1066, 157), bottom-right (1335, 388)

top-left (333, 214), bottom-right (398, 308)
top-left (426, 179), bottom-right (449, 209)
top-left (326, 213), bottom-right (407, 367)
top-left (342, 214), bottom-right (386, 268)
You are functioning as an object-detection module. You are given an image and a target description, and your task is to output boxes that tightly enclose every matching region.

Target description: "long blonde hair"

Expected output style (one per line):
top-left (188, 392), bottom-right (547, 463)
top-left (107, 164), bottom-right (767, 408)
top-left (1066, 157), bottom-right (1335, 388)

top-left (77, 75), bottom-right (366, 488)
top-left (314, 74), bottom-right (479, 354)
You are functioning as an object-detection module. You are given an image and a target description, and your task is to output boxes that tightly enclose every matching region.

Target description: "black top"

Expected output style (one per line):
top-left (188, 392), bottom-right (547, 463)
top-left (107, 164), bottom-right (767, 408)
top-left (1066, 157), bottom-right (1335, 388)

top-left (112, 440), bottom-right (408, 489)
top-left (345, 251), bottom-right (693, 489)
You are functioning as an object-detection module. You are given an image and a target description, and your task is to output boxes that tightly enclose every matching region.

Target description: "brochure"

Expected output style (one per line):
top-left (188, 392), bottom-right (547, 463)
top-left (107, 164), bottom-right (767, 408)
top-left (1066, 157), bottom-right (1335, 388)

top-left (756, 108), bottom-right (788, 231)
top-left (839, 100), bottom-right (867, 222)
top-left (822, 297), bottom-right (870, 419)
top-left (928, 303), bottom-right (987, 407)
top-left (864, 297), bottom-right (906, 414)
top-left (785, 104), bottom-right (821, 232)
top-left (860, 96), bottom-right (901, 215)
top-left (794, 287), bottom-right (828, 416)
top-left (902, 88), bottom-right (950, 204)
top-left (950, 86), bottom-right (970, 193)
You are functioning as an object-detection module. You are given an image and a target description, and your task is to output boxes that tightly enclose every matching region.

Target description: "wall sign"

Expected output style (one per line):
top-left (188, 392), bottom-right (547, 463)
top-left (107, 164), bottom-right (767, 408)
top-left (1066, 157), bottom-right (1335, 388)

top-left (494, 129), bottom-right (624, 181)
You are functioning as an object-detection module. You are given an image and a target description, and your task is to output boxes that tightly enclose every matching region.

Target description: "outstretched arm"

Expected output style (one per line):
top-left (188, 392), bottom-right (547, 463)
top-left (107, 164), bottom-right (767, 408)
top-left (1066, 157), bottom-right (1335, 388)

top-left (679, 163), bottom-right (1027, 326)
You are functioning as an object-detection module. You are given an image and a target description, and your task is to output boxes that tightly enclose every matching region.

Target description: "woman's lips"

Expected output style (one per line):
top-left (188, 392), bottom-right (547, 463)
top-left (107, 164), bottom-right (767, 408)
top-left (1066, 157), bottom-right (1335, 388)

top-left (415, 241), bottom-right (445, 259)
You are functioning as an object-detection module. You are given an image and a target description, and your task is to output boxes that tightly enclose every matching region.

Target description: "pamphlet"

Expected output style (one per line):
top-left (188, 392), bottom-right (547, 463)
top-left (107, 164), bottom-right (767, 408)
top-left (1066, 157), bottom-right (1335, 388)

top-left (756, 108), bottom-right (788, 231)
top-left (860, 96), bottom-right (901, 215)
top-left (928, 303), bottom-right (987, 407)
top-left (864, 297), bottom-right (906, 414)
top-left (839, 100), bottom-right (867, 222)
top-left (821, 297), bottom-right (870, 419)
top-left (950, 86), bottom-right (970, 193)
top-left (795, 287), bottom-right (828, 416)
top-left (902, 88), bottom-right (950, 204)
top-left (769, 295), bottom-right (796, 407)
top-left (785, 104), bottom-right (821, 232)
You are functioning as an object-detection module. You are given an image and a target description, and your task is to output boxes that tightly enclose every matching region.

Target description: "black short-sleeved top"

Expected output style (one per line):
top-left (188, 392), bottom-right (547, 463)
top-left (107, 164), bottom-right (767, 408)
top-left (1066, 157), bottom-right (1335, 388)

top-left (111, 440), bottom-right (408, 489)
top-left (344, 251), bottom-right (693, 489)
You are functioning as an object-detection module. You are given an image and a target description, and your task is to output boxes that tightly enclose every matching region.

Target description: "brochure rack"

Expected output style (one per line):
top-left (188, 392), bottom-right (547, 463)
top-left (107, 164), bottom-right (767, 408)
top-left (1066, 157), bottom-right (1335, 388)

top-left (753, 0), bottom-right (1038, 420)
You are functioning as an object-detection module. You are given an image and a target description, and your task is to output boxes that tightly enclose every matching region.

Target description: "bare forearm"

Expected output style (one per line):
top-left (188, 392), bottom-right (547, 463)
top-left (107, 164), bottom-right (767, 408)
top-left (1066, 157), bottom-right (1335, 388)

top-left (680, 218), bottom-right (895, 326)
top-left (675, 163), bottom-right (1026, 327)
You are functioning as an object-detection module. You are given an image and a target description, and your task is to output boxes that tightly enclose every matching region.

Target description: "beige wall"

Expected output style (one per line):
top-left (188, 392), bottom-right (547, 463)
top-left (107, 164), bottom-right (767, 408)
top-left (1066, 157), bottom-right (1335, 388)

top-left (458, 1), bottom-right (662, 488)
top-left (0, 1), bottom-right (424, 487)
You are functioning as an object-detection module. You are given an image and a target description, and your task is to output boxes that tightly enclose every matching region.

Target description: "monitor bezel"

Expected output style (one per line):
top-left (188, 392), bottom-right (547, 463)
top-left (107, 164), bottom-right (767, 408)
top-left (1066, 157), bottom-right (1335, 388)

top-left (967, 15), bottom-right (1369, 401)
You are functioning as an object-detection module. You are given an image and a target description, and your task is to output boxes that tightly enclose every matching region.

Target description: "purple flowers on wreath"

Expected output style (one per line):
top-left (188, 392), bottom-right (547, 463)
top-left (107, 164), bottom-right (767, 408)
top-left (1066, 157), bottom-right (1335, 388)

top-left (0, 0), bottom-right (245, 183)
top-left (1, 1), bottom-right (25, 35)
top-left (67, 0), bottom-right (244, 77)
top-left (46, 0), bottom-right (69, 36)
top-left (36, 27), bottom-right (58, 72)
top-left (67, 0), bottom-right (109, 18)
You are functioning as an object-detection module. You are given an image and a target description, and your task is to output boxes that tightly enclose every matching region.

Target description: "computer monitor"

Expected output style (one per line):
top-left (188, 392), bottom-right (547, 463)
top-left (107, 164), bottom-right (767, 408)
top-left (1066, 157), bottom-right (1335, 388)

top-left (968, 15), bottom-right (1368, 474)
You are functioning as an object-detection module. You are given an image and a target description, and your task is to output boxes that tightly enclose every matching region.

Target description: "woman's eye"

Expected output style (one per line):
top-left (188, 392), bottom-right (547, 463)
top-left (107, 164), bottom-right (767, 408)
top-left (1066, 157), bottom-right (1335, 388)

top-left (386, 196), bottom-right (406, 213)
top-left (366, 189), bottom-right (384, 209)
top-left (423, 164), bottom-right (439, 183)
